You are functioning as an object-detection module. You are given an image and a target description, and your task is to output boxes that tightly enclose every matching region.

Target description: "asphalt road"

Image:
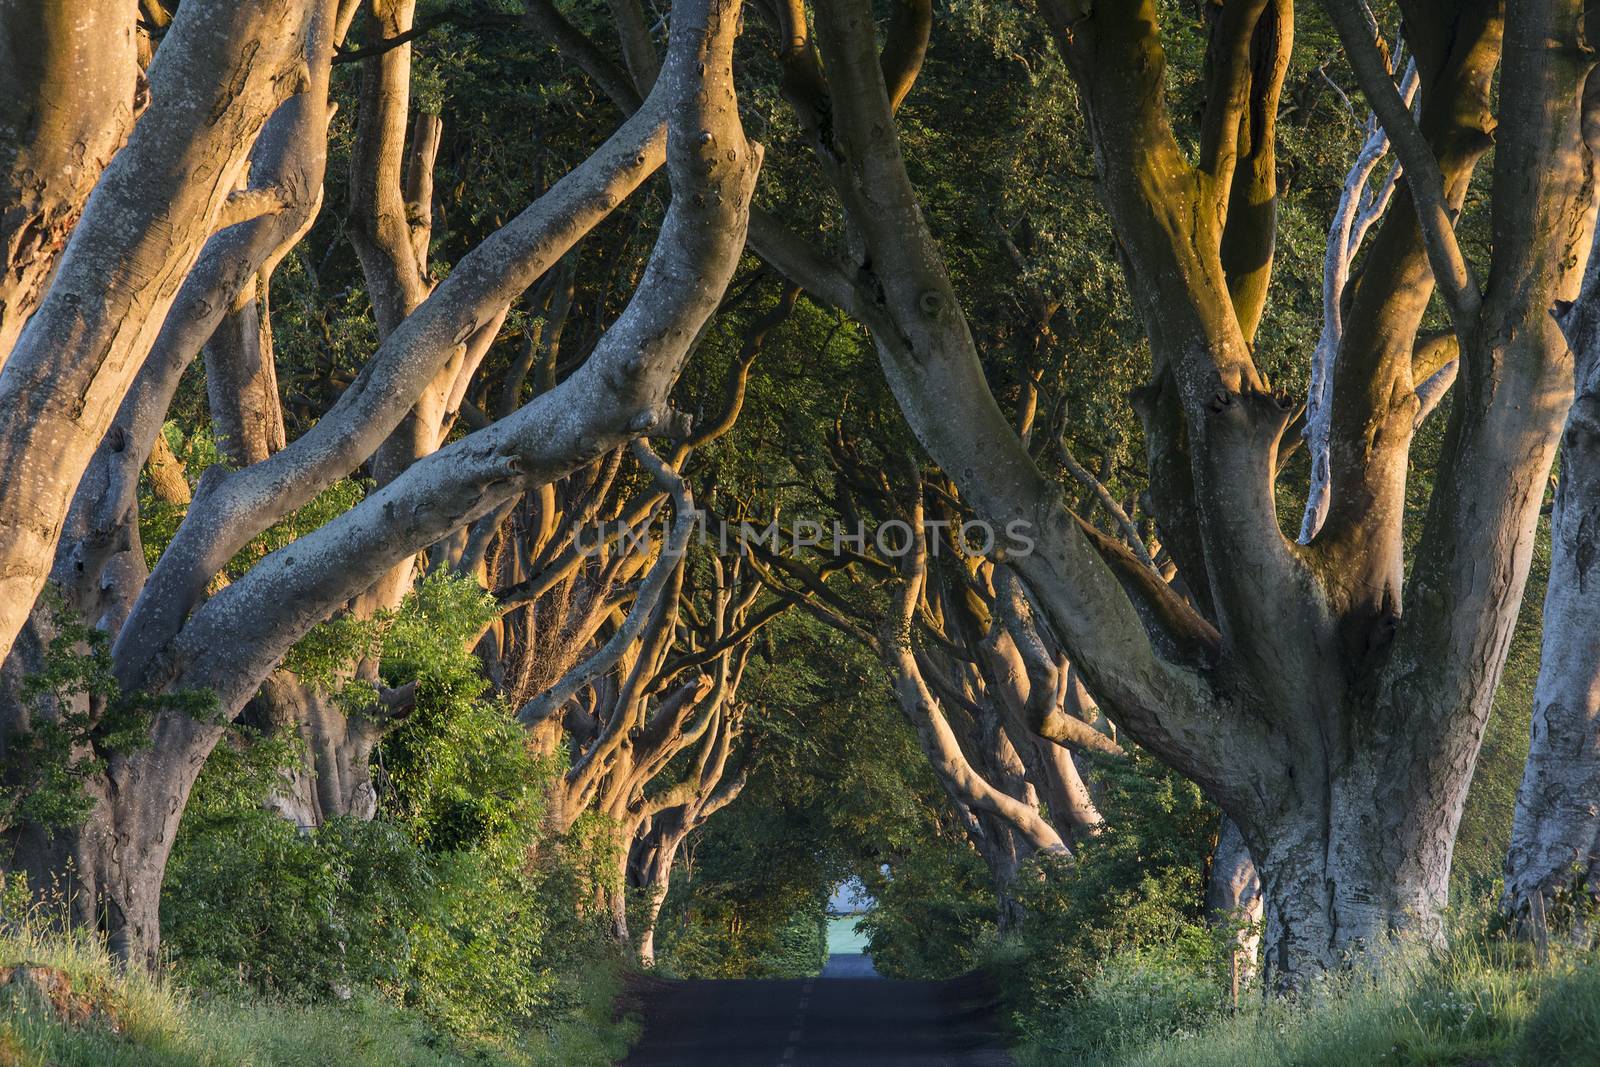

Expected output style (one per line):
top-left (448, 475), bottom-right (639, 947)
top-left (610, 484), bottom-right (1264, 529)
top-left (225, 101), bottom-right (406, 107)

top-left (620, 958), bottom-right (1015, 1066)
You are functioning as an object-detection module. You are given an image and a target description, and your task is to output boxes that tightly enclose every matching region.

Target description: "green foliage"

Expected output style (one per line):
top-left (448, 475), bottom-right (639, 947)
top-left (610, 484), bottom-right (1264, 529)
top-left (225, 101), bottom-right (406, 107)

top-left (162, 807), bottom-right (436, 1000)
top-left (856, 835), bottom-right (997, 980)
top-left (652, 790), bottom-right (830, 979)
top-left (371, 572), bottom-right (528, 851)
top-left (2, 589), bottom-right (215, 834)
top-left (1009, 942), bottom-right (1228, 1064)
top-left (662, 889), bottom-right (828, 980)
top-left (161, 573), bottom-right (613, 1046)
top-left (136, 424), bottom-right (218, 570)
top-left (163, 736), bottom-right (610, 1044)
top-left (2, 592), bottom-right (122, 832)
top-left (1006, 751), bottom-right (1219, 1019)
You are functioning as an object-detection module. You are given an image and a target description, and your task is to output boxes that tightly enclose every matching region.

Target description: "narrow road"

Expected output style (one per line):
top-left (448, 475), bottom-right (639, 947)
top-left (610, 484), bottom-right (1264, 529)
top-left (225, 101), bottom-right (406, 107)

top-left (620, 958), bottom-right (1014, 1066)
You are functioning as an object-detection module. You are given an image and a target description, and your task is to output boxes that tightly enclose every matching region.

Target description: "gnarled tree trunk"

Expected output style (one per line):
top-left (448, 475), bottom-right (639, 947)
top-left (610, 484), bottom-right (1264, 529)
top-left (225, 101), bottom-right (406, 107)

top-left (746, 0), bottom-right (1594, 986)
top-left (0, 0), bottom-right (760, 964)
top-left (1503, 190), bottom-right (1600, 934)
top-left (0, 0), bottom-right (141, 362)
top-left (0, 0), bottom-right (322, 660)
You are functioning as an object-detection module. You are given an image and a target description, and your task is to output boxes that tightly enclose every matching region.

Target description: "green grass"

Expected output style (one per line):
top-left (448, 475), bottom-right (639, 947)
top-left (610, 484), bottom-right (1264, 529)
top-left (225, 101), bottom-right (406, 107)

top-left (1012, 938), bottom-right (1600, 1067)
top-left (826, 916), bottom-right (870, 956)
top-left (0, 924), bottom-right (636, 1067)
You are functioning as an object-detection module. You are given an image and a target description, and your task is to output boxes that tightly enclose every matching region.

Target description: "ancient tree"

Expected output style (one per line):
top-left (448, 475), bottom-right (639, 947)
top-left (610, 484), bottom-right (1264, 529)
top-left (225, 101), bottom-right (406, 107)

top-left (1504, 129), bottom-right (1600, 933)
top-left (744, 0), bottom-right (1597, 982)
top-left (0, 0), bottom-right (760, 965)
top-left (743, 426), bottom-right (1129, 921)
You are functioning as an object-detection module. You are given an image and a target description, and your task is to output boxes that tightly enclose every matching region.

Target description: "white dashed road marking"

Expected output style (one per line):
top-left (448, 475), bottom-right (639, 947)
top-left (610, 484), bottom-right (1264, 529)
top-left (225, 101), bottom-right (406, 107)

top-left (777, 977), bottom-right (817, 1065)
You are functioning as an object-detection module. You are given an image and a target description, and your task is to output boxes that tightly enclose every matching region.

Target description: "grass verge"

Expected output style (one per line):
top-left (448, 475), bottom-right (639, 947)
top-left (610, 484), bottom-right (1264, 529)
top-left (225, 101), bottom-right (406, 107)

top-left (1003, 935), bottom-right (1600, 1066)
top-left (0, 924), bottom-right (637, 1067)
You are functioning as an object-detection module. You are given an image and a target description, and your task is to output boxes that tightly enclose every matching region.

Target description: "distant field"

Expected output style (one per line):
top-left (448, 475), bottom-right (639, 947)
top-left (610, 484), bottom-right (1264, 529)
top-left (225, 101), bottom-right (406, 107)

top-left (826, 916), bottom-right (870, 956)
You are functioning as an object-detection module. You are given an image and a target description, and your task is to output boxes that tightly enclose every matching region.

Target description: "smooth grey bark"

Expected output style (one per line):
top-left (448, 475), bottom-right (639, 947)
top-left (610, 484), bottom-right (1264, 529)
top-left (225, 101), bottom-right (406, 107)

top-left (242, 670), bottom-right (405, 826)
top-left (1503, 217), bottom-right (1600, 933)
top-left (46, 0), bottom-right (337, 640)
top-left (0, 0), bottom-right (321, 662)
top-left (1, 598), bottom-right (222, 967)
top-left (1299, 58), bottom-right (1417, 542)
top-left (204, 276), bottom-right (287, 469)
top-left (0, 0), bottom-right (140, 362)
top-left (1, 0), bottom-right (757, 966)
top-left (1207, 816), bottom-right (1264, 984)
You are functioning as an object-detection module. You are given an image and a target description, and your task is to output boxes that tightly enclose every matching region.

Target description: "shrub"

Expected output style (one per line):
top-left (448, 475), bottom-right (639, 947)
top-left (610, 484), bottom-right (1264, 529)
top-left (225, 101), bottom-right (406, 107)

top-left (1005, 751), bottom-right (1218, 1028)
top-left (162, 807), bottom-right (434, 1000)
top-left (855, 838), bottom-right (996, 980)
top-left (162, 573), bottom-right (612, 1042)
top-left (0, 900), bottom-right (630, 1067)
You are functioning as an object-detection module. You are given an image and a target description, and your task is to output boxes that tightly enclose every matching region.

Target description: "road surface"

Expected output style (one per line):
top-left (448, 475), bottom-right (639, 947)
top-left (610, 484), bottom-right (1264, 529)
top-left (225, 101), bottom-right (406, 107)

top-left (620, 958), bottom-right (1014, 1066)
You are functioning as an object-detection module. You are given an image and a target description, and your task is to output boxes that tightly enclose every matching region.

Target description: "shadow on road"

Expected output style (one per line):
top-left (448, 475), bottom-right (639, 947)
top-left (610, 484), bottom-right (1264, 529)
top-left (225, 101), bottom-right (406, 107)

top-left (620, 960), bottom-right (1014, 1066)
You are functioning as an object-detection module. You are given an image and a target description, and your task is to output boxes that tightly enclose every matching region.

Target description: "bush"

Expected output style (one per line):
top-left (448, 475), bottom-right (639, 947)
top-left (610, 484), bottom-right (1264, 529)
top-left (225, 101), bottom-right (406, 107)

top-left (162, 808), bottom-right (434, 999)
top-left (0, 900), bottom-right (632, 1067)
top-left (162, 734), bottom-right (614, 1044)
top-left (1003, 751), bottom-right (1219, 1031)
top-left (855, 837), bottom-right (996, 980)
top-left (161, 572), bottom-right (617, 1043)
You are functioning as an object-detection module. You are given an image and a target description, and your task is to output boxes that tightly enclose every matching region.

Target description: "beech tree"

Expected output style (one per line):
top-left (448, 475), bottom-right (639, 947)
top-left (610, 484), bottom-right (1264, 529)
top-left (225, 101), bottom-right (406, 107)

top-left (729, 427), bottom-right (1120, 921)
top-left (1504, 169), bottom-right (1600, 933)
top-left (6, 0), bottom-right (1599, 1004)
top-left (515, 444), bottom-right (780, 961)
top-left (737, 0), bottom-right (1598, 983)
top-left (0, 0), bottom-right (759, 966)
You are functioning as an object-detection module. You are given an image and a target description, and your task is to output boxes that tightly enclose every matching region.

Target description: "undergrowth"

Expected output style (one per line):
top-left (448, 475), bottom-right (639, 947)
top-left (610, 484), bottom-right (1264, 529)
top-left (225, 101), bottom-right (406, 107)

top-left (0, 908), bottom-right (635, 1067)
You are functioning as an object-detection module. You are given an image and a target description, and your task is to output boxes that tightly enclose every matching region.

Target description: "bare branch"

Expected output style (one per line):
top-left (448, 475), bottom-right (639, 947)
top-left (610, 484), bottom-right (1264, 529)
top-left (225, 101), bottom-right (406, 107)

top-left (517, 444), bottom-right (697, 727)
top-left (1319, 0), bottom-right (1481, 332)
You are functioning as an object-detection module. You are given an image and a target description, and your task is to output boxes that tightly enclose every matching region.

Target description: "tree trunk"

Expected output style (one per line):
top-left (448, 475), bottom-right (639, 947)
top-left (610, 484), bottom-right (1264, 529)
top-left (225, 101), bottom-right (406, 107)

top-left (1237, 734), bottom-right (1477, 986)
top-left (970, 808), bottom-right (1030, 933)
top-left (203, 276), bottom-right (286, 469)
top-left (2, 613), bottom-right (222, 969)
top-left (628, 832), bottom-right (681, 968)
top-left (243, 673), bottom-right (384, 826)
top-left (0, 0), bottom-right (140, 363)
top-left (0, 0), bottom-right (321, 662)
top-left (1206, 816), bottom-right (1262, 986)
top-left (608, 826), bottom-right (633, 951)
top-left (1502, 378), bottom-right (1600, 933)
